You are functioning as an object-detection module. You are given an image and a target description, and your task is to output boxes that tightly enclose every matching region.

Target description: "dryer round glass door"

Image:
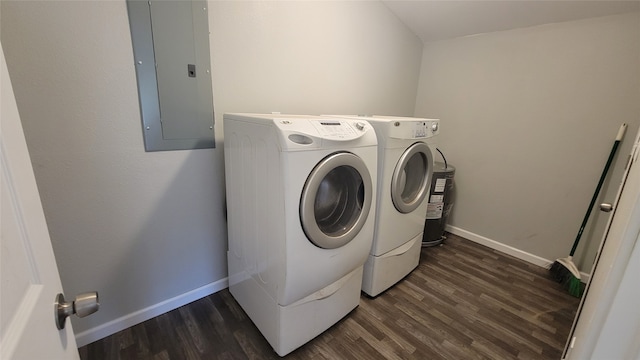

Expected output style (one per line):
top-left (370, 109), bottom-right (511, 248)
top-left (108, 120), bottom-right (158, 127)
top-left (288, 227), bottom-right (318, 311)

top-left (300, 152), bottom-right (373, 249)
top-left (391, 142), bottom-right (433, 214)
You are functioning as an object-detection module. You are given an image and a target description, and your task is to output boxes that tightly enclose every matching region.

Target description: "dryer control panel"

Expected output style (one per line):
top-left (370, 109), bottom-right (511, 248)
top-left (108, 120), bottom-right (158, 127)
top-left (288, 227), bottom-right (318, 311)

top-left (388, 120), bottom-right (440, 140)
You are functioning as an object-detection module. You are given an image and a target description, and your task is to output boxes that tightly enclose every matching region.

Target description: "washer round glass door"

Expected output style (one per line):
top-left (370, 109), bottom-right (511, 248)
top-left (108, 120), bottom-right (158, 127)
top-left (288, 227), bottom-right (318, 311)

top-left (300, 152), bottom-right (373, 249)
top-left (391, 142), bottom-right (433, 214)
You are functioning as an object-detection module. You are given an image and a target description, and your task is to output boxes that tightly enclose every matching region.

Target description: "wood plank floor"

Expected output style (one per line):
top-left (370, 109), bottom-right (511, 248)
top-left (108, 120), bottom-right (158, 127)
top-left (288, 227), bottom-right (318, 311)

top-left (79, 233), bottom-right (580, 359)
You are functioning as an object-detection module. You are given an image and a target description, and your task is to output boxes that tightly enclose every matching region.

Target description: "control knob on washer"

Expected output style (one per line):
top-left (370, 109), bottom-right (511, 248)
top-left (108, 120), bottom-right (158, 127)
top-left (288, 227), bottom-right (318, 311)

top-left (431, 122), bottom-right (439, 132)
top-left (355, 122), bottom-right (366, 131)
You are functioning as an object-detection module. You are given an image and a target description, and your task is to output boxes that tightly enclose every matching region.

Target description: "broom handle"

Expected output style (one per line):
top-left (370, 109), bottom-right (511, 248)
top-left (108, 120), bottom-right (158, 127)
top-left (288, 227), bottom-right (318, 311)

top-left (570, 123), bottom-right (627, 256)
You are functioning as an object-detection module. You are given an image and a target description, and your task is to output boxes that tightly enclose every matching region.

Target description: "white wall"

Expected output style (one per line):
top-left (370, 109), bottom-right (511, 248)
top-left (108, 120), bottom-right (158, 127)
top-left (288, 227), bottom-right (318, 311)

top-left (209, 1), bottom-right (422, 116)
top-left (0, 0), bottom-right (228, 344)
top-left (0, 0), bottom-right (422, 345)
top-left (414, 13), bottom-right (640, 272)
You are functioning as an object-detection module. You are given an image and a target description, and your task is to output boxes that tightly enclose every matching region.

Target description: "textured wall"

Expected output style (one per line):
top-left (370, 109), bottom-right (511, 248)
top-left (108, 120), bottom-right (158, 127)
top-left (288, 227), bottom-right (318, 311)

top-left (1, 0), bottom-right (228, 342)
top-left (414, 13), bottom-right (640, 272)
top-left (209, 1), bottom-right (423, 117)
top-left (0, 0), bottom-right (423, 343)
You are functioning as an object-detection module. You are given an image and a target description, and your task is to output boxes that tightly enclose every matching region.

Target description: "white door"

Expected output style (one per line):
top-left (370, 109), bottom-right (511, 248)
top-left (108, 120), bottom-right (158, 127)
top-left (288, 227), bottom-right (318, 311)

top-left (0, 45), bottom-right (80, 359)
top-left (563, 127), bottom-right (640, 359)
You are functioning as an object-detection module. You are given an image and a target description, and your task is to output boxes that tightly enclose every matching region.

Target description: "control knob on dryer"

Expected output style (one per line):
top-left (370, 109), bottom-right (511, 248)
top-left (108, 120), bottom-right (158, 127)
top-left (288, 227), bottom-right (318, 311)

top-left (355, 122), bottom-right (366, 131)
top-left (431, 122), bottom-right (439, 132)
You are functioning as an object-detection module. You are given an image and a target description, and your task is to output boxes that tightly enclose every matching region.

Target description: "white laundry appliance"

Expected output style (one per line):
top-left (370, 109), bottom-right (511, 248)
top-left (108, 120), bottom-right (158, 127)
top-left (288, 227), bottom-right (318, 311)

top-left (223, 113), bottom-right (378, 356)
top-left (328, 115), bottom-right (439, 296)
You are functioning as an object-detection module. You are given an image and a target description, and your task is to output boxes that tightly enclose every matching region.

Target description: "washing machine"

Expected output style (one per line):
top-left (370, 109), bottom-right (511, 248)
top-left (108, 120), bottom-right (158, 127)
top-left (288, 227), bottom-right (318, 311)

top-left (223, 113), bottom-right (378, 356)
top-left (327, 115), bottom-right (439, 296)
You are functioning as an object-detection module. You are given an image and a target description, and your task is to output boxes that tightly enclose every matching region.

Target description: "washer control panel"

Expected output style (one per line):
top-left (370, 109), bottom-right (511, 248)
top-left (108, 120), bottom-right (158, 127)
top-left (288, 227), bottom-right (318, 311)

top-left (312, 120), bottom-right (356, 137)
top-left (308, 119), bottom-right (370, 140)
top-left (272, 117), bottom-right (374, 145)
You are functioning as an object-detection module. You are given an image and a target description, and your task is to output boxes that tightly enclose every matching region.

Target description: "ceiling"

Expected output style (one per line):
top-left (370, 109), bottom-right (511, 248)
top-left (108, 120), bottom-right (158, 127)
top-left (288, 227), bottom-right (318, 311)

top-left (382, 0), bottom-right (640, 42)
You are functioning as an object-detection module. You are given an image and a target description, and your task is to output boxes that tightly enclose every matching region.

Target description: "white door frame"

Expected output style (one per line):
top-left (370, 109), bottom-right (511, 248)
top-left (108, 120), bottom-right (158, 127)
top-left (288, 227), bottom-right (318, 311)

top-left (563, 127), bottom-right (640, 359)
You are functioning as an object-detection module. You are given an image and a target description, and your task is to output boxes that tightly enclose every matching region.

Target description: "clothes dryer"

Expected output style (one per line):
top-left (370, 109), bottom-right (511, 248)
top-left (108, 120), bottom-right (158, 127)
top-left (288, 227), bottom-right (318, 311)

top-left (328, 115), bottom-right (439, 296)
top-left (224, 113), bottom-right (378, 356)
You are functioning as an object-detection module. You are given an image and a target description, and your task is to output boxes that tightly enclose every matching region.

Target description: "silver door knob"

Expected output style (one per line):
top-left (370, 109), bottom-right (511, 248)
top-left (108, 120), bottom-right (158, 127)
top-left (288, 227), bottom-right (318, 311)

top-left (599, 203), bottom-right (613, 212)
top-left (55, 291), bottom-right (99, 330)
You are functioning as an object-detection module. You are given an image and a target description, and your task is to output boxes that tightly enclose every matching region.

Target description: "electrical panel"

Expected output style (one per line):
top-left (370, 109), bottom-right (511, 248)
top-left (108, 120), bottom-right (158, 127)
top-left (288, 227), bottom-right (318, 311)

top-left (127, 0), bottom-right (215, 151)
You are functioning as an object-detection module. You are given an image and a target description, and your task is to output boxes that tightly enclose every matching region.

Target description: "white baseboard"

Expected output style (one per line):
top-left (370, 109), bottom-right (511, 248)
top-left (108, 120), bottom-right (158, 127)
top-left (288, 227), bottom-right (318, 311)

top-left (74, 277), bottom-right (229, 348)
top-left (445, 225), bottom-right (554, 268)
top-left (74, 227), bottom-right (592, 348)
top-left (444, 225), bottom-right (591, 283)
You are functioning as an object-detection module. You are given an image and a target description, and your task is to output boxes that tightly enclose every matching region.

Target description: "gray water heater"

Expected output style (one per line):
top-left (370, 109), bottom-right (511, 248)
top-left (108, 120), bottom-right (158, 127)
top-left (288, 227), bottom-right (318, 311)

top-left (422, 162), bottom-right (455, 247)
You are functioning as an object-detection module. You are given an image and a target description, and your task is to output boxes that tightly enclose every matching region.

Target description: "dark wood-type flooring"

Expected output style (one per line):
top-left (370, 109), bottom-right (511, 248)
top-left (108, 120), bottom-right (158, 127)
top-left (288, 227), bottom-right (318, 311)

top-left (79, 233), bottom-right (580, 359)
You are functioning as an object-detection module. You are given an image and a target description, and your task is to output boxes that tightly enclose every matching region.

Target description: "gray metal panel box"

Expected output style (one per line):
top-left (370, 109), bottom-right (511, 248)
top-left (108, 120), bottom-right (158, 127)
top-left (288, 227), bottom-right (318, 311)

top-left (127, 0), bottom-right (215, 152)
